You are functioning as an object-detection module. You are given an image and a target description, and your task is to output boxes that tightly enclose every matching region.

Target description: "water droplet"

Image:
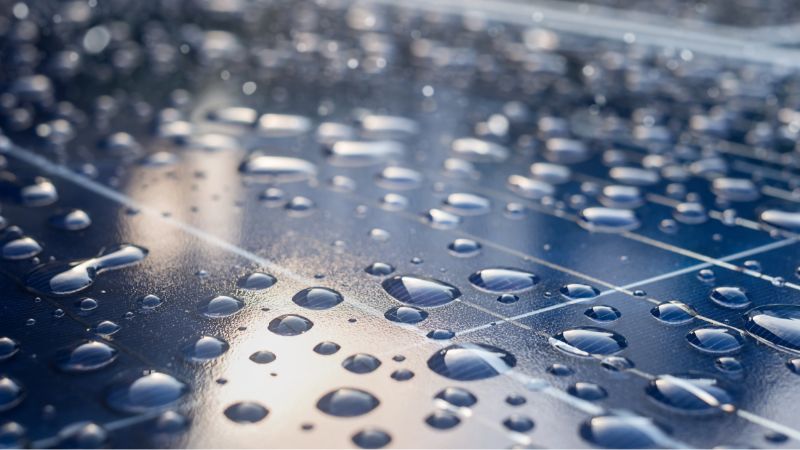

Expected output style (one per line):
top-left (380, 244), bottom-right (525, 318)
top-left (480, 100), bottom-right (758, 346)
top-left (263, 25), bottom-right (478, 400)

top-left (257, 114), bottom-right (312, 137)
top-left (427, 329), bottom-right (456, 340)
top-left (285, 196), bottom-right (315, 216)
top-left (451, 138), bottom-right (508, 162)
top-left (49, 209), bottom-right (92, 231)
top-left (697, 269), bottom-right (715, 282)
top-left (0, 377), bottom-right (24, 411)
top-left (560, 283), bottom-right (600, 300)
top-left (760, 209), bottom-right (800, 232)
top-left (78, 298), bottom-right (98, 312)
top-left (20, 178), bottom-right (58, 207)
top-left (673, 202), bottom-right (708, 225)
top-left (199, 295), bottom-right (244, 318)
top-left (786, 358), bottom-right (800, 374)
top-left (507, 175), bottom-right (555, 199)
top-left (568, 382), bottom-right (608, 401)
top-left (435, 387), bottom-right (477, 407)
top-left (239, 273), bottom-right (276, 290)
top-left (609, 167), bottom-right (660, 186)
top-left (365, 262), bottom-right (395, 276)
top-left (544, 138), bottom-right (588, 163)
top-left (599, 185), bottom-right (643, 208)
top-left (427, 343), bottom-right (516, 381)
top-left (269, 314), bottom-right (313, 336)
top-left (382, 275), bottom-right (461, 307)
top-left (550, 327), bottom-right (628, 357)
top-left (292, 287), bottom-right (343, 310)
top-left (580, 415), bottom-right (674, 448)
top-left (55, 341), bottom-right (117, 373)
top-left (375, 166), bottom-right (422, 190)
top-left (390, 369), bottom-right (414, 381)
top-left (468, 268), bottom-right (538, 293)
top-left (530, 163), bottom-right (570, 184)
top-left (249, 350), bottom-right (276, 364)
top-left (422, 208), bottom-right (461, 230)
top-left (379, 193), bottom-right (408, 211)
top-left (317, 388), bottom-right (379, 417)
top-left (0, 421), bottom-right (26, 448)
top-left (709, 287), bottom-right (750, 310)
top-left (326, 140), bottom-right (405, 167)
top-left (56, 422), bottom-right (108, 448)
top-left (94, 320), bottom-right (121, 336)
top-left (106, 371), bottom-right (188, 413)
top-left (425, 411), bottom-right (461, 429)
top-left (686, 327), bottom-right (744, 354)
top-left (651, 301), bottom-right (695, 325)
top-left (206, 106), bottom-right (257, 126)
top-left (443, 193), bottom-right (490, 215)
top-left (25, 244), bottom-right (148, 296)
top-left (547, 364), bottom-right (574, 376)
top-left (497, 294), bottom-right (519, 304)
top-left (2, 237), bottom-right (42, 260)
top-left (712, 178), bottom-right (759, 202)
top-left (715, 356), bottom-right (743, 376)
top-left (368, 228), bottom-right (391, 242)
top-left (585, 306), bottom-right (621, 323)
top-left (502, 415), bottom-right (534, 433)
top-left (384, 306), bottom-right (428, 324)
top-left (361, 115), bottom-right (418, 138)
top-left (447, 238), bottom-right (481, 257)
top-left (352, 428), bottom-right (391, 449)
top-left (342, 354), bottom-right (381, 374)
top-left (743, 305), bottom-right (800, 353)
top-left (645, 374), bottom-right (735, 414)
top-left (579, 207), bottom-right (640, 232)
top-left (139, 294), bottom-right (163, 311)
top-left (0, 337), bottom-right (19, 361)
top-left (224, 402), bottom-right (269, 423)
top-left (184, 336), bottom-right (229, 362)
top-left (313, 341), bottom-right (341, 355)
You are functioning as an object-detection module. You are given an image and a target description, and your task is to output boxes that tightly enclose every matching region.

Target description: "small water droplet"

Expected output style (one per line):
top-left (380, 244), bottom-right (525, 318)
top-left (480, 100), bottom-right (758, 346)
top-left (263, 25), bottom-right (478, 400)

top-left (292, 287), bottom-right (343, 310)
top-left (224, 402), bottom-right (269, 423)
top-left (55, 341), bottom-right (117, 373)
top-left (199, 295), bottom-right (244, 318)
top-left (468, 268), bottom-right (538, 293)
top-left (550, 327), bottom-right (627, 357)
top-left (317, 388), bottom-right (379, 417)
top-left (342, 354), bottom-right (381, 374)
top-left (382, 275), bottom-right (461, 307)
top-left (269, 314), bottom-right (313, 336)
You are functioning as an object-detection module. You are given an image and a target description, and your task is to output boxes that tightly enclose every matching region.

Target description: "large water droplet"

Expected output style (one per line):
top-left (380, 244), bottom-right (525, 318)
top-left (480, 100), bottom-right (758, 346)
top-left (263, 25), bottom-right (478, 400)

top-left (580, 415), bottom-right (675, 448)
top-left (382, 275), bottom-right (461, 307)
top-left (760, 210), bottom-right (800, 232)
top-left (292, 287), bottom-right (343, 310)
top-left (184, 336), bottom-right (229, 362)
top-left (0, 337), bottom-right (19, 361)
top-left (560, 283), bottom-right (600, 300)
top-left (199, 295), bottom-right (244, 318)
top-left (686, 327), bottom-right (744, 354)
top-left (106, 371), bottom-right (188, 413)
top-left (342, 354), bottom-right (381, 374)
top-left (238, 155), bottom-right (317, 183)
top-left (743, 305), bottom-right (800, 353)
top-left (317, 388), bottom-right (379, 417)
top-left (224, 402), bottom-right (269, 423)
top-left (25, 244), bottom-right (148, 296)
top-left (709, 287), bottom-right (750, 310)
top-left (2, 237), bottom-right (42, 260)
top-left (49, 209), bottom-right (92, 231)
top-left (55, 341), bottom-right (118, 373)
top-left (468, 268), bottom-right (539, 293)
top-left (239, 273), bottom-right (276, 290)
top-left (550, 327), bottom-right (628, 357)
top-left (427, 343), bottom-right (516, 381)
top-left (20, 178), bottom-right (58, 207)
top-left (268, 314), bottom-right (313, 336)
top-left (0, 377), bottom-right (24, 412)
top-left (645, 374), bottom-right (735, 414)
top-left (651, 301), bottom-right (695, 325)
top-left (579, 207), bottom-right (640, 232)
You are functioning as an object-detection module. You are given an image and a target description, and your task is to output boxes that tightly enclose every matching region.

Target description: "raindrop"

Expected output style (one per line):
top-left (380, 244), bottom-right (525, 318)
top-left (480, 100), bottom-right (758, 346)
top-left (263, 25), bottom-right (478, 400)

top-left (645, 374), bottom-right (735, 414)
top-left (585, 306), bottom-right (621, 323)
top-left (199, 295), bottom-right (244, 318)
top-left (249, 351), bottom-right (276, 364)
top-left (422, 208), bottom-right (461, 230)
top-left (451, 138), bottom-right (508, 162)
top-left (326, 140), bottom-right (405, 167)
top-left (673, 202), bottom-right (708, 225)
top-left (427, 343), bottom-right (516, 381)
top-left (560, 284), bottom-right (600, 300)
top-left (239, 273), bottom-right (276, 290)
top-left (224, 402), bottom-right (269, 423)
top-left (427, 329), bottom-right (455, 340)
top-left (468, 268), bottom-right (538, 293)
top-left (686, 327), bottom-right (744, 354)
top-left (743, 305), bottom-right (800, 353)
top-left (390, 369), bottom-right (414, 381)
top-left (503, 415), bottom-right (534, 433)
top-left (106, 371), bottom-right (188, 413)
top-left (568, 382), bottom-right (608, 401)
top-left (342, 354), bottom-right (381, 374)
top-left (760, 209), bottom-right (800, 232)
top-left (94, 320), bottom-right (121, 336)
top-left (352, 428), bottom-right (391, 449)
top-left (292, 287), bottom-right (343, 310)
top-left (448, 239), bottom-right (481, 257)
top-left (579, 207), bottom-right (640, 232)
top-left (580, 415), bottom-right (675, 448)
top-left (184, 336), bottom-right (229, 362)
top-left (435, 387), bottom-right (477, 407)
top-left (709, 287), bottom-right (750, 310)
top-left (384, 306), bottom-right (428, 324)
top-left (425, 411), bottom-right (460, 429)
top-left (55, 341), bottom-right (117, 373)
top-left (314, 341), bottom-right (341, 355)
top-left (269, 314), bottom-right (313, 336)
top-left (443, 193), bottom-right (490, 216)
top-left (49, 209), bottom-right (92, 231)
top-left (25, 244), bottom-right (148, 296)
top-left (382, 275), bottom-right (461, 307)
top-left (0, 377), bottom-right (24, 412)
top-left (651, 301), bottom-right (695, 325)
top-left (139, 294), bottom-right (163, 311)
top-left (2, 237), bottom-right (42, 260)
top-left (20, 178), bottom-right (58, 207)
top-left (712, 178), bottom-right (759, 202)
top-left (317, 388), bottom-right (379, 417)
top-left (507, 175), bottom-right (555, 200)
top-left (0, 337), bottom-right (19, 361)
top-left (550, 327), bottom-right (628, 357)
top-left (365, 262), bottom-right (395, 276)
top-left (375, 166), bottom-right (422, 190)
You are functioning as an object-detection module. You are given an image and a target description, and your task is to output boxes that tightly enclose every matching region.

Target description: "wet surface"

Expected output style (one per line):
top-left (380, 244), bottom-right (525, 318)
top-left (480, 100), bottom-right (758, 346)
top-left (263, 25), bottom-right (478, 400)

top-left (0, 0), bottom-right (799, 448)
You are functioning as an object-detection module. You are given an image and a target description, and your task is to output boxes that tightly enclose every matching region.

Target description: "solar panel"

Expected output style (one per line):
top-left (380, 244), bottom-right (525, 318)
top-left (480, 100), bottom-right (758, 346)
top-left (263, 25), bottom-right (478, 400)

top-left (1, 0), bottom-right (800, 448)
